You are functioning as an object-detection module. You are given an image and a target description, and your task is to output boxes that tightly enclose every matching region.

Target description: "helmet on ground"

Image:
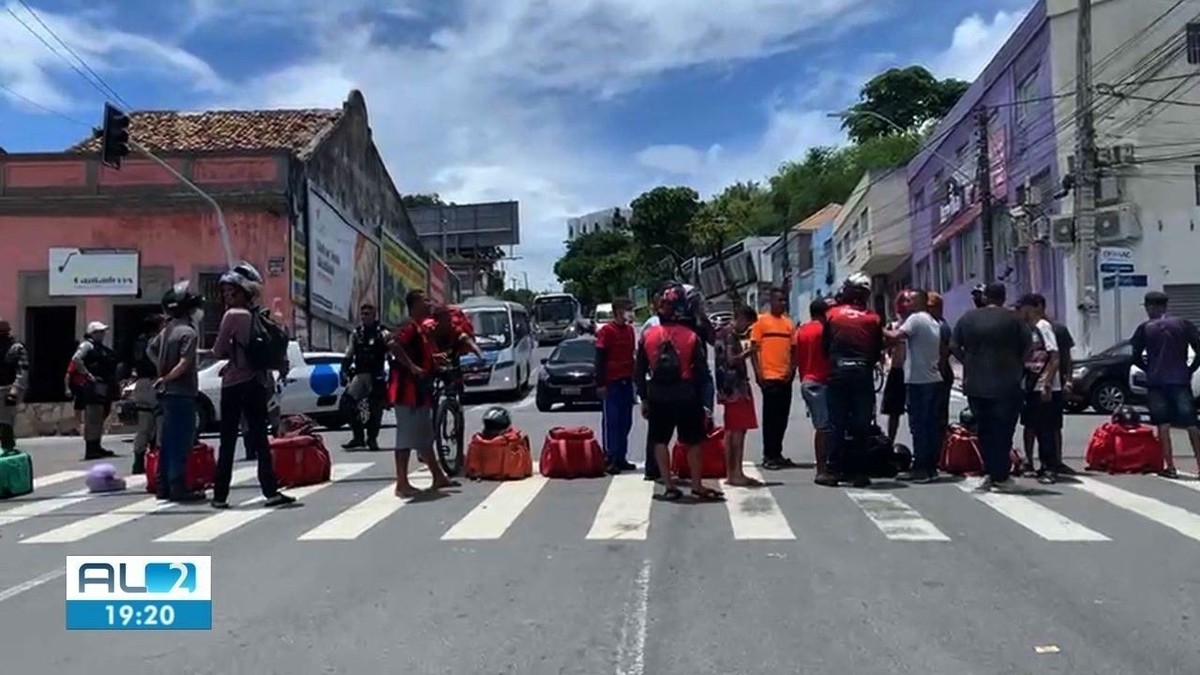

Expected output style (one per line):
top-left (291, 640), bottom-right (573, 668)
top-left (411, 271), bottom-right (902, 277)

top-left (162, 279), bottom-right (203, 316)
top-left (219, 261), bottom-right (264, 299)
top-left (958, 407), bottom-right (976, 428)
top-left (85, 463), bottom-right (126, 493)
top-left (1112, 405), bottom-right (1141, 427)
top-left (482, 406), bottom-right (512, 435)
top-left (656, 282), bottom-right (688, 321)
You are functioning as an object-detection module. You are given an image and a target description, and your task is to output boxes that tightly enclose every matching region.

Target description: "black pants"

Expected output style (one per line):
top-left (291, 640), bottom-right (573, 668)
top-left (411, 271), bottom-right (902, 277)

top-left (760, 380), bottom-right (793, 461)
top-left (347, 379), bottom-right (387, 444)
top-left (1022, 390), bottom-right (1064, 470)
top-left (968, 394), bottom-right (1022, 482)
top-left (214, 379), bottom-right (280, 502)
top-left (826, 372), bottom-right (876, 476)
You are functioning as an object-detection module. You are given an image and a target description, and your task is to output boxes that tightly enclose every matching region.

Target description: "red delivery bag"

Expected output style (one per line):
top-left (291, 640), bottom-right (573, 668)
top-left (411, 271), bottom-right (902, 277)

top-left (144, 443), bottom-right (216, 494)
top-left (1085, 422), bottom-right (1120, 471)
top-left (539, 426), bottom-right (606, 478)
top-left (938, 425), bottom-right (984, 476)
top-left (1108, 425), bottom-right (1164, 474)
top-left (672, 426), bottom-right (727, 479)
top-left (269, 434), bottom-right (332, 487)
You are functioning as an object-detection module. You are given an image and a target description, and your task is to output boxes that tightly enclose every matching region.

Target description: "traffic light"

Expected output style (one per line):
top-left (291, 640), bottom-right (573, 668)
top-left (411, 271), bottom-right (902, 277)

top-left (99, 103), bottom-right (131, 169)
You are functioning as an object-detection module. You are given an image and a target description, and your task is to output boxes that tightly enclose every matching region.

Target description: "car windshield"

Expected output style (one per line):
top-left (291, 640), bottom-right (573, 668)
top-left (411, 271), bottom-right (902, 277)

top-left (552, 340), bottom-right (596, 363)
top-left (535, 300), bottom-right (576, 323)
top-left (468, 309), bottom-right (513, 349)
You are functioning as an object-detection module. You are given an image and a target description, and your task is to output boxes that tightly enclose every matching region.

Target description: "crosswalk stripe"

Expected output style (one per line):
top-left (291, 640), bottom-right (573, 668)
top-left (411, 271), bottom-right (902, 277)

top-left (956, 483), bottom-right (1110, 542)
top-left (1074, 477), bottom-right (1200, 543)
top-left (1161, 473), bottom-right (1200, 493)
top-left (33, 471), bottom-right (87, 490)
top-left (441, 476), bottom-right (549, 540)
top-left (155, 463), bottom-right (372, 543)
top-left (0, 476), bottom-right (148, 528)
top-left (586, 474), bottom-right (654, 540)
top-left (298, 475), bottom-right (432, 541)
top-left (21, 469), bottom-right (258, 544)
top-left (846, 491), bottom-right (950, 542)
top-left (722, 467), bottom-right (795, 540)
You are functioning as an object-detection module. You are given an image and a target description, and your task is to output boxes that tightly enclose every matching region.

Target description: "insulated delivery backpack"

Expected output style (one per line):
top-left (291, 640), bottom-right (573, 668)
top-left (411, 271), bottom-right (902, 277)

top-left (644, 324), bottom-right (697, 398)
top-left (245, 308), bottom-right (290, 372)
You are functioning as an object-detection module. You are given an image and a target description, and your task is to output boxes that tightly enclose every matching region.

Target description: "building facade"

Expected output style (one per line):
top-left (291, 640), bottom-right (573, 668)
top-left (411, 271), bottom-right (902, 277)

top-left (908, 0), bottom-right (1065, 325)
top-left (567, 207), bottom-right (631, 241)
top-left (834, 170), bottom-right (912, 320)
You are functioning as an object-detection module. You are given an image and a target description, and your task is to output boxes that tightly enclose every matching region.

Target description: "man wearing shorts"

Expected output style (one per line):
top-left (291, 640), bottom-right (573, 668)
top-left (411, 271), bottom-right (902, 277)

top-left (880, 291), bottom-right (912, 444)
top-left (793, 298), bottom-right (832, 475)
top-left (1130, 291), bottom-right (1200, 478)
top-left (636, 282), bottom-right (721, 501)
top-left (389, 290), bottom-right (459, 498)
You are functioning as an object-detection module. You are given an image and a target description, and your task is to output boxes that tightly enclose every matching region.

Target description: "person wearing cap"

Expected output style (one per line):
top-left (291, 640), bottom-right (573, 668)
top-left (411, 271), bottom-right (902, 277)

top-left (1015, 293), bottom-right (1065, 484)
top-left (1130, 290), bottom-right (1200, 478)
top-left (0, 319), bottom-right (29, 453)
top-left (210, 262), bottom-right (295, 509)
top-left (71, 320), bottom-right (120, 460)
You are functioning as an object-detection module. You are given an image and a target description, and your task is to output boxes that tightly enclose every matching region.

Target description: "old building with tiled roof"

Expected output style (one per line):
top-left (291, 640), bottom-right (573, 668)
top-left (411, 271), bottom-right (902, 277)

top-left (0, 90), bottom-right (439, 436)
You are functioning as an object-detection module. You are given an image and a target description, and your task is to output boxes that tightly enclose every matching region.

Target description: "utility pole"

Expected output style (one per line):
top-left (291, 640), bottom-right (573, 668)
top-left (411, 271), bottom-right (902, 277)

top-left (975, 108), bottom-right (995, 282)
top-left (1074, 0), bottom-right (1099, 355)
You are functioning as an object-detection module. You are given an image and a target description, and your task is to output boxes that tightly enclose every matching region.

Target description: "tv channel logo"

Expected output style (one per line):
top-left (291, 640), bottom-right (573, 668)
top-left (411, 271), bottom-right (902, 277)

top-left (66, 556), bottom-right (212, 631)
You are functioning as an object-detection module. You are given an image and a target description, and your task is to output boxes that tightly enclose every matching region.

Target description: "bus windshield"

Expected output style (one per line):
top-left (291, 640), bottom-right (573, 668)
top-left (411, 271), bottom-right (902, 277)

top-left (534, 298), bottom-right (577, 324)
top-left (467, 309), bottom-right (513, 349)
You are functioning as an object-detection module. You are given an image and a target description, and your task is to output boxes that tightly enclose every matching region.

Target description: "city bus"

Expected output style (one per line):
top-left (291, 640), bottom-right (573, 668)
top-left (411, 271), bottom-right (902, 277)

top-left (531, 292), bottom-right (581, 345)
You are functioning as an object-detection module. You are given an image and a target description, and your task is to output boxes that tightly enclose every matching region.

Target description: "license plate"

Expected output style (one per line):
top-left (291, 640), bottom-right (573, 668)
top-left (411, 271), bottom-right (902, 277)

top-left (562, 387), bottom-right (582, 396)
top-left (465, 373), bottom-right (488, 382)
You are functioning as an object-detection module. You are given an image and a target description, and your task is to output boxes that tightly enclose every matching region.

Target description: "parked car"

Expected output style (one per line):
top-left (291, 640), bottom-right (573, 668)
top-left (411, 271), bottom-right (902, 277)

top-left (535, 337), bottom-right (598, 412)
top-left (1129, 345), bottom-right (1200, 405)
top-left (1066, 341), bottom-right (1137, 414)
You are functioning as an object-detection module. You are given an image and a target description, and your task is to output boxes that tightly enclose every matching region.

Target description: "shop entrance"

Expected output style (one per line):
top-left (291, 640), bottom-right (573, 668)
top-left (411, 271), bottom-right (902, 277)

top-left (24, 305), bottom-right (77, 403)
top-left (112, 304), bottom-right (162, 372)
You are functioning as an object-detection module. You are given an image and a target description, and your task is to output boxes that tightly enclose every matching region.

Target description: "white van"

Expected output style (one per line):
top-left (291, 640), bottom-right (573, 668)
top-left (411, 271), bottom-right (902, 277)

top-left (460, 297), bottom-right (536, 397)
top-left (593, 302), bottom-right (614, 325)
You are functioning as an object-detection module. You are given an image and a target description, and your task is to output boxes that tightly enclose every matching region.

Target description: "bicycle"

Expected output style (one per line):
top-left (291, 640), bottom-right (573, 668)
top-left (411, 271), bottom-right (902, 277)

top-left (431, 364), bottom-right (466, 477)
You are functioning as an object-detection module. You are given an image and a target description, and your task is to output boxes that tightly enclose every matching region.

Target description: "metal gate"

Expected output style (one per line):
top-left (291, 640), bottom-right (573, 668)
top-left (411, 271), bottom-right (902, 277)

top-left (1163, 284), bottom-right (1200, 325)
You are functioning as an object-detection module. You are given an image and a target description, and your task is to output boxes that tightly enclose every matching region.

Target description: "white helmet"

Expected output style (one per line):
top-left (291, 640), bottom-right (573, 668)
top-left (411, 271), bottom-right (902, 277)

top-left (844, 272), bottom-right (870, 290)
top-left (219, 261), bottom-right (263, 299)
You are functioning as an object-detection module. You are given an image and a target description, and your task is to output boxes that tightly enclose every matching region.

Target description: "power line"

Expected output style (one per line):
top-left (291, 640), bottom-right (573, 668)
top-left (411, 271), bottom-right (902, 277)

top-left (0, 80), bottom-right (90, 127)
top-left (13, 0), bottom-right (129, 109)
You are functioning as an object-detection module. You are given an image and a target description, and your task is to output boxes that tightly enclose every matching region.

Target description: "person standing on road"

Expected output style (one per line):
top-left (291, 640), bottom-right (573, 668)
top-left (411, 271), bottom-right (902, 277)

top-left (595, 298), bottom-right (637, 474)
top-left (129, 314), bottom-right (164, 474)
top-left (636, 282), bottom-right (721, 501)
top-left (951, 282), bottom-right (1029, 493)
top-left (750, 287), bottom-right (799, 470)
top-left (1130, 290), bottom-right (1200, 478)
top-left (148, 282), bottom-right (207, 503)
top-left (389, 290), bottom-right (459, 498)
top-left (1016, 294), bottom-right (1072, 483)
top-left (715, 305), bottom-right (763, 486)
top-left (880, 291), bottom-right (912, 445)
top-left (211, 263), bottom-right (295, 510)
top-left (640, 291), bottom-right (664, 482)
top-left (885, 289), bottom-right (944, 483)
top-left (72, 321), bottom-right (120, 460)
top-left (340, 303), bottom-right (391, 452)
top-left (793, 298), bottom-right (833, 476)
top-left (0, 319), bottom-right (29, 453)
top-left (926, 293), bottom-right (955, 446)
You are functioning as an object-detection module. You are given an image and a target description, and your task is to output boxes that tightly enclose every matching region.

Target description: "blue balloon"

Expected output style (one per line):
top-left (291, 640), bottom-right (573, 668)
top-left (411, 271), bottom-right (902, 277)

top-left (310, 363), bottom-right (340, 397)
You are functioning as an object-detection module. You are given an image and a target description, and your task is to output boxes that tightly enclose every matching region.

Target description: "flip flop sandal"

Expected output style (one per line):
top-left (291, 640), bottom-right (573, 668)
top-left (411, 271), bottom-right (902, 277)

top-left (691, 487), bottom-right (725, 502)
top-left (662, 487), bottom-right (684, 501)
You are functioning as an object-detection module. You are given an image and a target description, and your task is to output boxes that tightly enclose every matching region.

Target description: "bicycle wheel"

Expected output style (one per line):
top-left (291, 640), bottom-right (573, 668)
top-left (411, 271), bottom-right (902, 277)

top-left (434, 397), bottom-right (465, 477)
top-left (874, 366), bottom-right (886, 393)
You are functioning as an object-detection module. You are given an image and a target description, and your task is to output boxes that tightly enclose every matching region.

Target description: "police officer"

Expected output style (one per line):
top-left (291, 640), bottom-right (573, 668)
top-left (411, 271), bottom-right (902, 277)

top-left (341, 303), bottom-right (390, 451)
top-left (72, 321), bottom-right (119, 460)
top-left (0, 319), bottom-right (29, 453)
top-left (130, 314), bottom-right (165, 474)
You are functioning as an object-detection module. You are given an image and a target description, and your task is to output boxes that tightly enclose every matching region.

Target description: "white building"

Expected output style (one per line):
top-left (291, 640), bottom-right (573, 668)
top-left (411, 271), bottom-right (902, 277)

top-left (1047, 0), bottom-right (1200, 352)
top-left (567, 207), bottom-right (632, 241)
top-left (832, 168), bottom-right (911, 320)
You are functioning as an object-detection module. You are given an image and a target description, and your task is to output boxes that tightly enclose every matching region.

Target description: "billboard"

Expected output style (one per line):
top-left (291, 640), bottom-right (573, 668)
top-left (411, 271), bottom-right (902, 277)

top-left (308, 187), bottom-right (378, 322)
top-left (407, 201), bottom-right (520, 254)
top-left (381, 234), bottom-right (428, 326)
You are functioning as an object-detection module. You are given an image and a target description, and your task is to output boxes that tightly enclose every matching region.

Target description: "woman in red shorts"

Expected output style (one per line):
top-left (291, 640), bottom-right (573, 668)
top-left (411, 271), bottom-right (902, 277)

top-left (715, 306), bottom-right (764, 487)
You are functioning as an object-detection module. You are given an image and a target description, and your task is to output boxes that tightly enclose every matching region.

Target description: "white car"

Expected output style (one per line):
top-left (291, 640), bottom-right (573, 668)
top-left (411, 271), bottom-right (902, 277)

top-left (1128, 346), bottom-right (1200, 403)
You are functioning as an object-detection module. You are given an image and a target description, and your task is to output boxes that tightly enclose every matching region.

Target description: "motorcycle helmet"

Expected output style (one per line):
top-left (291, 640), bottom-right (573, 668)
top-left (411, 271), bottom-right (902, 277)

top-left (219, 261), bottom-right (264, 299)
top-left (162, 279), bottom-right (203, 317)
top-left (892, 443), bottom-right (913, 473)
top-left (85, 463), bottom-right (126, 493)
top-left (481, 406), bottom-right (512, 436)
top-left (656, 282), bottom-right (688, 321)
top-left (1112, 405), bottom-right (1142, 427)
top-left (958, 407), bottom-right (977, 429)
top-left (841, 273), bottom-right (872, 305)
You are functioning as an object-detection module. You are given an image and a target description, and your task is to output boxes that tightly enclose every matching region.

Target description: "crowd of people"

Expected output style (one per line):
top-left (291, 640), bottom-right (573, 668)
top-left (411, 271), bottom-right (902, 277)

top-left (590, 273), bottom-right (1200, 501)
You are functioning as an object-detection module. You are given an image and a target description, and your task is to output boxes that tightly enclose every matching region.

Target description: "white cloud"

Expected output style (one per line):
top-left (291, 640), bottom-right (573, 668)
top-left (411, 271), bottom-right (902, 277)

top-left (929, 10), bottom-right (1025, 81)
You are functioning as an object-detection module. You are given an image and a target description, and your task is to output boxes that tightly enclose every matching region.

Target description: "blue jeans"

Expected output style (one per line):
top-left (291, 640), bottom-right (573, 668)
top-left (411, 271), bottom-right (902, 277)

top-left (158, 394), bottom-right (197, 488)
top-left (906, 383), bottom-right (942, 472)
top-left (602, 379), bottom-right (635, 464)
top-left (826, 371), bottom-right (877, 476)
top-left (967, 394), bottom-right (1022, 481)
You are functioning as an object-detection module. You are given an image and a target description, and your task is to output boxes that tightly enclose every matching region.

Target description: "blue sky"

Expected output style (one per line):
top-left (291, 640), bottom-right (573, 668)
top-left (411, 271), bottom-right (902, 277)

top-left (1, 0), bottom-right (1030, 290)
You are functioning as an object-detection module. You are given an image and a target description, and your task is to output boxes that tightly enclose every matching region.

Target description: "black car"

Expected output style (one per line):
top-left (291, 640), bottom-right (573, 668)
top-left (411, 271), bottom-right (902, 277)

top-left (536, 337), bottom-right (598, 412)
top-left (1065, 340), bottom-right (1138, 414)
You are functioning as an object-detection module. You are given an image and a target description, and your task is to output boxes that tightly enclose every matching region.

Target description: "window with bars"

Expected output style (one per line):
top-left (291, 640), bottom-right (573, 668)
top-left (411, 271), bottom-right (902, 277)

top-left (1016, 69), bottom-right (1039, 124)
top-left (935, 246), bottom-right (954, 293)
top-left (198, 272), bottom-right (224, 349)
top-left (1188, 23), bottom-right (1200, 65)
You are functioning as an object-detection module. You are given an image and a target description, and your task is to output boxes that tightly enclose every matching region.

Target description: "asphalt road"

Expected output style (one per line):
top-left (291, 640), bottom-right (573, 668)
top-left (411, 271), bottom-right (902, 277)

top-left (3, 347), bottom-right (1200, 674)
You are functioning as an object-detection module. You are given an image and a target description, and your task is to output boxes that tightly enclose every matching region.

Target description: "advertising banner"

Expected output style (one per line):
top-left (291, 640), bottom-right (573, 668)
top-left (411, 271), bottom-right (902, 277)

top-left (381, 235), bottom-right (428, 326)
top-left (428, 254), bottom-right (449, 305)
top-left (308, 190), bottom-right (357, 321)
top-left (351, 235), bottom-right (380, 319)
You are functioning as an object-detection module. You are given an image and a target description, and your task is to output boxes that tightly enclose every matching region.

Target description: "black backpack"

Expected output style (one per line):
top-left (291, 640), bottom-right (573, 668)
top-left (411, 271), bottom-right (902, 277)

top-left (649, 334), bottom-right (685, 386)
top-left (244, 308), bottom-right (290, 373)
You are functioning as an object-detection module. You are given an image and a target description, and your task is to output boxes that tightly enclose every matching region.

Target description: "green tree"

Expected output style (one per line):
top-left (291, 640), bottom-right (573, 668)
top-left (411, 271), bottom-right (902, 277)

top-left (553, 230), bottom-right (638, 307)
top-left (842, 66), bottom-right (970, 144)
top-left (500, 288), bottom-right (536, 308)
top-left (628, 186), bottom-right (702, 277)
top-left (402, 193), bottom-right (449, 208)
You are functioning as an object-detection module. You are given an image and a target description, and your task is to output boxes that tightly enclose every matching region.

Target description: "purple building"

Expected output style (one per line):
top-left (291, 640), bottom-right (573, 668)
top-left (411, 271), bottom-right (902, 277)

top-left (908, 0), bottom-right (1066, 324)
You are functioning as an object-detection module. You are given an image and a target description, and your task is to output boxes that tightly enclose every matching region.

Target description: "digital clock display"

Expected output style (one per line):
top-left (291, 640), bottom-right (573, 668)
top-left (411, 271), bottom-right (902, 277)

top-left (66, 600), bottom-right (211, 630)
top-left (65, 556), bottom-right (212, 631)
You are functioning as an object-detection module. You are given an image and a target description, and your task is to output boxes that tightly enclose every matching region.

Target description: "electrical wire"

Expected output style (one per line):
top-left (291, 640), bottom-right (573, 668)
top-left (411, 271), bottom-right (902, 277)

top-left (0, 80), bottom-right (91, 127)
top-left (13, 0), bottom-right (130, 109)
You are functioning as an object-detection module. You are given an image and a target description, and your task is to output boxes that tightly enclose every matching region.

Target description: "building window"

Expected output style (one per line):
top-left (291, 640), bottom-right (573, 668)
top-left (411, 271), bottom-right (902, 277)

top-left (198, 272), bottom-right (223, 349)
top-left (1016, 69), bottom-right (1039, 124)
top-left (959, 230), bottom-right (978, 281)
top-left (935, 246), bottom-right (954, 293)
top-left (916, 259), bottom-right (930, 289)
top-left (1188, 23), bottom-right (1200, 64)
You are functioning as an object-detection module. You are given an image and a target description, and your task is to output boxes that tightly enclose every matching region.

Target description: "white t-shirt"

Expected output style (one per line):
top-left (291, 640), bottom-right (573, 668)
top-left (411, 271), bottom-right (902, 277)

top-left (1031, 318), bottom-right (1062, 391)
top-left (898, 311), bottom-right (943, 385)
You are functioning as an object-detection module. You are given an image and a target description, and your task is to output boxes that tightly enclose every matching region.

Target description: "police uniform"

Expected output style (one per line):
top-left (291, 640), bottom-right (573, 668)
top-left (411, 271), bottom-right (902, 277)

top-left (341, 322), bottom-right (391, 449)
top-left (0, 332), bottom-right (29, 452)
top-left (72, 323), bottom-right (119, 459)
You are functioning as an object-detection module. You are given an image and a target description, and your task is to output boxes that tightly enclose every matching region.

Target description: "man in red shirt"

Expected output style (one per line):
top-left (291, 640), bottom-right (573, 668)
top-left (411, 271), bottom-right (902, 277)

top-left (596, 298), bottom-right (637, 473)
top-left (389, 290), bottom-right (458, 498)
top-left (793, 298), bottom-right (833, 476)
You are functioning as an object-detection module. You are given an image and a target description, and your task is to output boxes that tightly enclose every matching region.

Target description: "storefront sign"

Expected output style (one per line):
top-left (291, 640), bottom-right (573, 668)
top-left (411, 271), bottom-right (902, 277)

top-left (308, 190), bottom-right (358, 321)
top-left (428, 255), bottom-right (449, 305)
top-left (381, 235), bottom-right (428, 325)
top-left (48, 248), bottom-right (140, 296)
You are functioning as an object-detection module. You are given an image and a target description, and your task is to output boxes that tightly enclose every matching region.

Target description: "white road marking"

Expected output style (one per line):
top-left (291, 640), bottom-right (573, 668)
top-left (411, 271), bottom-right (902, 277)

top-left (0, 569), bottom-right (65, 605)
top-left (721, 466), bottom-right (796, 540)
top-left (587, 474), bottom-right (655, 540)
top-left (0, 476), bottom-right (148, 528)
top-left (846, 490), bottom-right (950, 542)
top-left (956, 483), bottom-right (1110, 541)
top-left (441, 476), bottom-right (549, 540)
top-left (614, 559), bottom-right (650, 675)
top-left (1074, 477), bottom-right (1200, 543)
top-left (33, 470), bottom-right (87, 490)
top-left (155, 463), bottom-right (372, 543)
top-left (297, 474), bottom-right (432, 541)
top-left (22, 470), bottom-right (257, 544)
top-left (1162, 473), bottom-right (1200, 493)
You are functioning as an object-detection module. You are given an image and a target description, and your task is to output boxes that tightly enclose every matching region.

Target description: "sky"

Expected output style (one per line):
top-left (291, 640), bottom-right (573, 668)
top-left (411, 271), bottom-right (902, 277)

top-left (0, 0), bottom-right (1032, 292)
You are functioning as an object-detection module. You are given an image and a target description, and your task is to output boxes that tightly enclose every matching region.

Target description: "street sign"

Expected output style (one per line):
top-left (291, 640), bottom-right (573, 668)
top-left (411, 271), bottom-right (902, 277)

top-left (1100, 262), bottom-right (1135, 273)
top-left (1101, 274), bottom-right (1147, 290)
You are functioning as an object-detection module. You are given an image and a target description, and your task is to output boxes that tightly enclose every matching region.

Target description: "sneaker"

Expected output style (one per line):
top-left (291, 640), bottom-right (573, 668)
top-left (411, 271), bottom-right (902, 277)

top-left (210, 500), bottom-right (230, 510)
top-left (618, 461), bottom-right (638, 471)
top-left (851, 475), bottom-right (872, 488)
top-left (1036, 470), bottom-right (1057, 485)
top-left (814, 472), bottom-right (839, 487)
top-left (990, 478), bottom-right (1020, 493)
top-left (342, 439), bottom-right (367, 450)
top-left (1051, 463), bottom-right (1077, 476)
top-left (605, 463), bottom-right (622, 475)
top-left (264, 493), bottom-right (297, 508)
top-left (897, 470), bottom-right (935, 483)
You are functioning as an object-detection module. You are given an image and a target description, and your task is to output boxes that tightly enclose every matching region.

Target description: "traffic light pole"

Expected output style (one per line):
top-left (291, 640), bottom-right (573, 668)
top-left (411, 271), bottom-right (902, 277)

top-left (130, 140), bottom-right (234, 269)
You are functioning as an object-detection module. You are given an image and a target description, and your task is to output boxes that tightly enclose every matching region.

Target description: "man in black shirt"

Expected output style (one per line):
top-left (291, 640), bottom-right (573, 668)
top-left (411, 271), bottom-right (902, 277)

top-left (952, 282), bottom-right (1030, 492)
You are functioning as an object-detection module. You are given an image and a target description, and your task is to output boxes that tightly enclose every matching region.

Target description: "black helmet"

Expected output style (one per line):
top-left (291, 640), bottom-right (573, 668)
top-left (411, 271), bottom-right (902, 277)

top-left (481, 406), bottom-right (512, 435)
top-left (958, 407), bottom-right (976, 428)
top-left (161, 280), bottom-right (202, 316)
top-left (1112, 405), bottom-right (1142, 427)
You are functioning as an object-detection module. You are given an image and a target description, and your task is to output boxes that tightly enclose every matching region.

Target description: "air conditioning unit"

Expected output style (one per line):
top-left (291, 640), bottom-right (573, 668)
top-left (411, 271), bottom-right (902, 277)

top-left (1049, 214), bottom-right (1075, 247)
top-left (1096, 173), bottom-right (1122, 204)
top-left (1032, 216), bottom-right (1051, 243)
top-left (1095, 147), bottom-right (1114, 166)
top-left (1095, 203), bottom-right (1141, 244)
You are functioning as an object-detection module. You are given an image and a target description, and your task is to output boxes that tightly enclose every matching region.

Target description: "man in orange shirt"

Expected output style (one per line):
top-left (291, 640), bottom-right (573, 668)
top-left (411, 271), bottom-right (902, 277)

top-left (793, 298), bottom-right (833, 475)
top-left (750, 287), bottom-right (798, 470)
